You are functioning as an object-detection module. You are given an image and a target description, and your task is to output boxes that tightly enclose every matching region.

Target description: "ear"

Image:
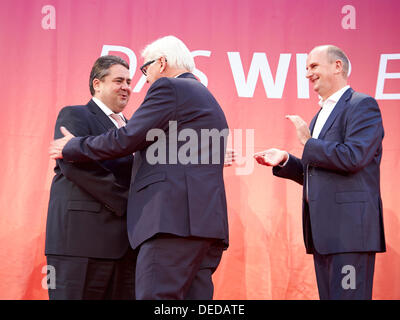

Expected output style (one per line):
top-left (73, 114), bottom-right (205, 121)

top-left (92, 78), bottom-right (101, 92)
top-left (334, 59), bottom-right (343, 75)
top-left (159, 57), bottom-right (167, 73)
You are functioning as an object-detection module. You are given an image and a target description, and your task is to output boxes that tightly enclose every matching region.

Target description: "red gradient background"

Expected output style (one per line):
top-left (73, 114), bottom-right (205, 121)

top-left (0, 0), bottom-right (399, 299)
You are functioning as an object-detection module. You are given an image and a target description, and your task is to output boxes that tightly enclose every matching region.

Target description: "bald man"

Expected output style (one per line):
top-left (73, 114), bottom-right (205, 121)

top-left (255, 45), bottom-right (386, 300)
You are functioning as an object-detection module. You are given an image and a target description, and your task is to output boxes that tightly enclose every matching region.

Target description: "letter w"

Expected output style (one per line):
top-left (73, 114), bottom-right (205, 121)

top-left (228, 52), bottom-right (291, 98)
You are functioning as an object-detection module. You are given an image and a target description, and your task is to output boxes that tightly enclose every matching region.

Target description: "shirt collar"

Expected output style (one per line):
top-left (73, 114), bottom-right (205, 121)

top-left (318, 85), bottom-right (350, 107)
top-left (92, 97), bottom-right (124, 118)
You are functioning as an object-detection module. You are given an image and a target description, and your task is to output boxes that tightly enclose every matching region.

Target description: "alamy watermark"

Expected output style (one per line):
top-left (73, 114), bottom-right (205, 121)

top-left (41, 5), bottom-right (56, 30)
top-left (41, 265), bottom-right (56, 290)
top-left (341, 264), bottom-right (356, 290)
top-left (145, 121), bottom-right (255, 175)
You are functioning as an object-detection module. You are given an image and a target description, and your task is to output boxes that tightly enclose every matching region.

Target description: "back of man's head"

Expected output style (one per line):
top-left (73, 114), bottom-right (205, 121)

top-left (89, 55), bottom-right (129, 95)
top-left (141, 35), bottom-right (195, 72)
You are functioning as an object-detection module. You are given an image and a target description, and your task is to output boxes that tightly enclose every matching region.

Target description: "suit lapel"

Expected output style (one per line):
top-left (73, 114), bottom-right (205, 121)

top-left (318, 87), bottom-right (353, 139)
top-left (87, 99), bottom-right (117, 131)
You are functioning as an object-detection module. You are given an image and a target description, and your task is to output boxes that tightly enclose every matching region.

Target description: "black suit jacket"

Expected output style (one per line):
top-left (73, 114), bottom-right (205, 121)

top-left (62, 73), bottom-right (229, 250)
top-left (45, 100), bottom-right (133, 258)
top-left (274, 88), bottom-right (386, 255)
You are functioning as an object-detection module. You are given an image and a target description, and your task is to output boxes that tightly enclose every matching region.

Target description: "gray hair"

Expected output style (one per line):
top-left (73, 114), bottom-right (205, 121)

top-left (89, 55), bottom-right (129, 95)
top-left (325, 45), bottom-right (350, 78)
top-left (141, 35), bottom-right (195, 72)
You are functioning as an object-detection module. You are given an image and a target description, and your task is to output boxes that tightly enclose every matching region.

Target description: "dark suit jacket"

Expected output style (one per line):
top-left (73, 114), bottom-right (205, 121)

top-left (274, 88), bottom-right (386, 255)
top-left (45, 100), bottom-right (133, 259)
top-left (62, 73), bottom-right (229, 250)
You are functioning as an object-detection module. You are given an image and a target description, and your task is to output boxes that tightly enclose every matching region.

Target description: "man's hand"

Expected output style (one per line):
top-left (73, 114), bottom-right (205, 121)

top-left (254, 148), bottom-right (288, 167)
top-left (49, 126), bottom-right (75, 160)
top-left (286, 115), bottom-right (311, 145)
top-left (224, 148), bottom-right (237, 167)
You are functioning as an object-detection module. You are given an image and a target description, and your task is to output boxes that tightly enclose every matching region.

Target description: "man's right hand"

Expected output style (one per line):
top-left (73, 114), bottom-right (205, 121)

top-left (254, 148), bottom-right (289, 167)
top-left (49, 126), bottom-right (75, 160)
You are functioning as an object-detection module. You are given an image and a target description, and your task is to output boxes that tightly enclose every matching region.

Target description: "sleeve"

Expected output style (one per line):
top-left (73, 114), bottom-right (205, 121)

top-left (54, 106), bottom-right (130, 216)
top-left (273, 153), bottom-right (304, 185)
top-left (62, 77), bottom-right (177, 162)
top-left (301, 97), bottom-right (384, 174)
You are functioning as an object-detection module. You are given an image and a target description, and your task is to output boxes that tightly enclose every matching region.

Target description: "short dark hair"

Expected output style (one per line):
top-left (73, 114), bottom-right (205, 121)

top-left (89, 55), bottom-right (129, 96)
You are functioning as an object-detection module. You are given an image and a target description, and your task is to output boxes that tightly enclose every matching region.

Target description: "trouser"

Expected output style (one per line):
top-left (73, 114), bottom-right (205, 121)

top-left (135, 233), bottom-right (225, 300)
top-left (313, 250), bottom-right (376, 300)
top-left (46, 248), bottom-right (136, 300)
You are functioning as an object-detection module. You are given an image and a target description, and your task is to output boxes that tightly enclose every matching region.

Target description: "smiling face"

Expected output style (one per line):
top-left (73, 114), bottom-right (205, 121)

top-left (306, 47), bottom-right (340, 100)
top-left (93, 64), bottom-right (131, 113)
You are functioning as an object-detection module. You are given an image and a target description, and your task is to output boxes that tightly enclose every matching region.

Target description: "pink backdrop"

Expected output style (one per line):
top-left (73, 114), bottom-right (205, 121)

top-left (0, 0), bottom-right (399, 299)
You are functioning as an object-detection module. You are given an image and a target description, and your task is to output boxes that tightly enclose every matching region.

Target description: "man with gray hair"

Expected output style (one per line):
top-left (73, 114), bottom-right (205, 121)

top-left (255, 45), bottom-right (386, 299)
top-left (49, 35), bottom-right (229, 300)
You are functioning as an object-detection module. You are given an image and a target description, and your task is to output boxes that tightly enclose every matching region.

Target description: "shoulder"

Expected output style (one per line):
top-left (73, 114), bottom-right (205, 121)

top-left (349, 89), bottom-right (376, 105)
top-left (149, 76), bottom-right (174, 89)
top-left (345, 90), bottom-right (382, 125)
top-left (344, 89), bottom-right (380, 115)
top-left (145, 75), bottom-right (207, 103)
top-left (150, 74), bottom-right (200, 89)
top-left (58, 104), bottom-right (87, 113)
top-left (145, 77), bottom-right (177, 98)
top-left (57, 104), bottom-right (93, 122)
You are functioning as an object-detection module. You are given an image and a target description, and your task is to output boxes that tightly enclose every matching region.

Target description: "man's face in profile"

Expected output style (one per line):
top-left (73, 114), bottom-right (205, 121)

top-left (142, 57), bottom-right (166, 85)
top-left (306, 48), bottom-right (336, 100)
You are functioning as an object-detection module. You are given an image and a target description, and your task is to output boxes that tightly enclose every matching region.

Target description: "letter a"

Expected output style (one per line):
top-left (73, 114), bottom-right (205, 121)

top-left (146, 129), bottom-right (167, 165)
top-left (341, 5), bottom-right (356, 29)
top-left (41, 5), bottom-right (56, 30)
top-left (341, 265), bottom-right (356, 290)
top-left (42, 265), bottom-right (56, 289)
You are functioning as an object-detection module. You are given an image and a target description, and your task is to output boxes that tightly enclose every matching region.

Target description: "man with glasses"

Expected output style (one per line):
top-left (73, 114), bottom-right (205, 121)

top-left (49, 35), bottom-right (229, 300)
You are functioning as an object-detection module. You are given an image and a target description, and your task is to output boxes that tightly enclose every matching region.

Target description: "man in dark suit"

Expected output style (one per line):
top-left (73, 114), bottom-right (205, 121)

top-left (49, 36), bottom-right (229, 300)
top-left (45, 55), bottom-right (135, 299)
top-left (254, 45), bottom-right (386, 299)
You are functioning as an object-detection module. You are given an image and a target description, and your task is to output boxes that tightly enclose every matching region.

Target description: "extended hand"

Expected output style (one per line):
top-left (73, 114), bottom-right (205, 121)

top-left (49, 127), bottom-right (75, 160)
top-left (254, 148), bottom-right (288, 167)
top-left (286, 115), bottom-right (311, 145)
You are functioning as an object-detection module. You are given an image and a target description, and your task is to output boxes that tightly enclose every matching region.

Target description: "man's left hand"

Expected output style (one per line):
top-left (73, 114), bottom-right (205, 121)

top-left (49, 126), bottom-right (75, 159)
top-left (286, 115), bottom-right (311, 145)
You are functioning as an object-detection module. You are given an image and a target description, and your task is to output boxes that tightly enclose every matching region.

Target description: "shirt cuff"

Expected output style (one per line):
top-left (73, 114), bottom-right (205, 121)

top-left (279, 152), bottom-right (290, 167)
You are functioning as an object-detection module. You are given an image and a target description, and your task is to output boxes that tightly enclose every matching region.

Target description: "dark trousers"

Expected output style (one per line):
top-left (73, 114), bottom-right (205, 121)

top-left (313, 250), bottom-right (376, 300)
top-left (46, 248), bottom-right (136, 300)
top-left (135, 233), bottom-right (224, 300)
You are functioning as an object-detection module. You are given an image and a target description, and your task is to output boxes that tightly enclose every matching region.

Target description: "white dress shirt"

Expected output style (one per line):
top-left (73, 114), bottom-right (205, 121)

top-left (92, 97), bottom-right (125, 128)
top-left (312, 85), bottom-right (350, 138)
top-left (280, 85), bottom-right (350, 168)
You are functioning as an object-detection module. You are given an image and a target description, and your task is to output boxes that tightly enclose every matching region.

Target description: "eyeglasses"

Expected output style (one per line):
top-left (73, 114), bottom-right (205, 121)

top-left (139, 57), bottom-right (167, 76)
top-left (140, 60), bottom-right (155, 76)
